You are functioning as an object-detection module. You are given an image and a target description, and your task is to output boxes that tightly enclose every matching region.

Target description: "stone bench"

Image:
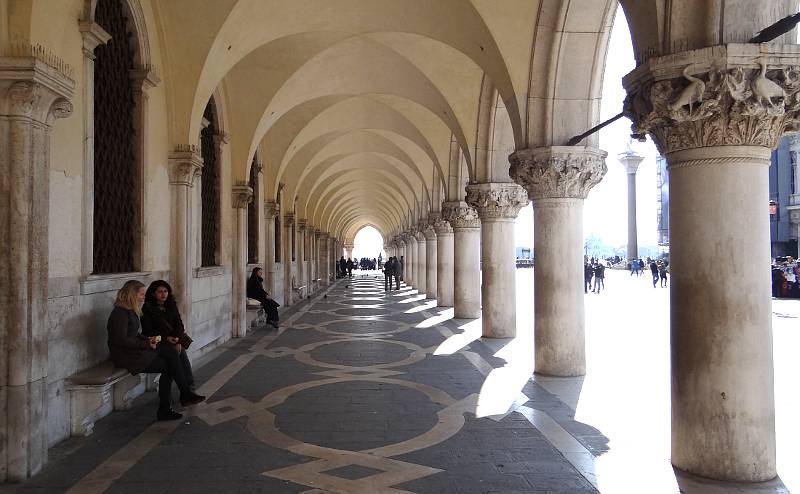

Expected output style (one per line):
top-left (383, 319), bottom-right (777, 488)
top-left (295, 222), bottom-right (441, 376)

top-left (246, 297), bottom-right (266, 329)
top-left (66, 361), bottom-right (147, 436)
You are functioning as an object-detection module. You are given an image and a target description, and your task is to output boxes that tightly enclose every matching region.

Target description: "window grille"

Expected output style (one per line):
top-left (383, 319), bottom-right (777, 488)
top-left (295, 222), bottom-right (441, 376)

top-left (200, 100), bottom-right (220, 267)
top-left (93, 0), bottom-right (136, 274)
top-left (247, 155), bottom-right (259, 264)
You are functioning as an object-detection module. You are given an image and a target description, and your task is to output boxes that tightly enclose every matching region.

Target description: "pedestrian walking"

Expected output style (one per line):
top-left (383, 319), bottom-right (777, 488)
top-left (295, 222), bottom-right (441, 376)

top-left (584, 262), bottom-right (594, 293)
top-left (593, 262), bottom-right (605, 293)
top-left (650, 260), bottom-right (659, 288)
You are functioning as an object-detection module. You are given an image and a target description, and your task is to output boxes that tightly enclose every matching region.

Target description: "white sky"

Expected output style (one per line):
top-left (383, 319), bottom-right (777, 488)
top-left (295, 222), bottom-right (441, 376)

top-left (353, 6), bottom-right (658, 255)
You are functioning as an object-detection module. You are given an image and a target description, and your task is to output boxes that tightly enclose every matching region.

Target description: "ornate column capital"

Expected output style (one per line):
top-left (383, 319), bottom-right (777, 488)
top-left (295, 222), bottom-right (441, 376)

top-left (284, 212), bottom-right (295, 225)
top-left (414, 229), bottom-right (426, 242)
top-left (623, 44), bottom-right (800, 155)
top-left (465, 182), bottom-right (529, 220)
top-left (509, 146), bottom-right (607, 200)
top-left (432, 212), bottom-right (453, 235)
top-left (264, 200), bottom-right (279, 219)
top-left (231, 183), bottom-right (253, 209)
top-left (424, 213), bottom-right (440, 240)
top-left (442, 201), bottom-right (480, 229)
top-left (79, 21), bottom-right (111, 58)
top-left (169, 145), bottom-right (203, 187)
top-left (314, 229), bottom-right (322, 238)
top-left (1, 57), bottom-right (75, 122)
top-left (297, 219), bottom-right (308, 231)
top-left (394, 235), bottom-right (406, 247)
top-left (618, 149), bottom-right (645, 174)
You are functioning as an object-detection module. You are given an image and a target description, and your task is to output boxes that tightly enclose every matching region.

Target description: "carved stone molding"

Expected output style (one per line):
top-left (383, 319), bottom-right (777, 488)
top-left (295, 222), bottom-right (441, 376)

top-left (264, 200), bottom-right (279, 218)
top-left (232, 184), bottom-right (253, 209)
top-left (442, 201), bottom-right (480, 229)
top-left (432, 214), bottom-right (453, 235)
top-left (424, 213), bottom-right (440, 239)
top-left (465, 182), bottom-right (529, 220)
top-left (284, 212), bottom-right (295, 226)
top-left (79, 20), bottom-right (111, 58)
top-left (394, 235), bottom-right (406, 247)
top-left (623, 44), bottom-right (800, 155)
top-left (8, 81), bottom-right (41, 116)
top-left (509, 146), bottom-right (607, 200)
top-left (415, 229), bottom-right (426, 242)
top-left (297, 219), bottom-right (308, 231)
top-left (168, 146), bottom-right (203, 187)
top-left (50, 98), bottom-right (74, 121)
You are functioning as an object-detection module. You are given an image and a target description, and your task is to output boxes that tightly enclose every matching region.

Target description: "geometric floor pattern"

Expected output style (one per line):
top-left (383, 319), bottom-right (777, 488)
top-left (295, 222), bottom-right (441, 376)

top-left (3, 275), bottom-right (601, 493)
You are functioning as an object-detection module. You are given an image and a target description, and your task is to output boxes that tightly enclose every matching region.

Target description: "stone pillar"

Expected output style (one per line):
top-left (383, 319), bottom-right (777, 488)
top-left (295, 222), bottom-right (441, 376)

top-left (320, 234), bottom-right (330, 285)
top-left (344, 242), bottom-right (354, 260)
top-left (283, 212), bottom-right (295, 303)
top-left (169, 147), bottom-right (203, 330)
top-left (433, 215), bottom-right (454, 307)
top-left (466, 183), bottom-right (529, 338)
top-left (511, 147), bottom-right (606, 374)
top-left (297, 220), bottom-right (306, 295)
top-left (424, 220), bottom-right (438, 299)
top-left (622, 46), bottom-right (800, 481)
top-left (443, 201), bottom-right (481, 318)
top-left (415, 230), bottom-right (427, 295)
top-left (0, 58), bottom-right (74, 481)
top-left (618, 149), bottom-right (644, 261)
top-left (405, 232), bottom-right (416, 288)
top-left (395, 236), bottom-right (406, 283)
top-left (264, 201), bottom-right (279, 297)
top-left (231, 185), bottom-right (253, 337)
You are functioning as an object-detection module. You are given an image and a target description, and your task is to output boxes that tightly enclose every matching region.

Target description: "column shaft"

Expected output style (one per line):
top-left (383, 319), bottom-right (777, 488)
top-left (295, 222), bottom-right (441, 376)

top-left (453, 227), bottom-right (481, 318)
top-left (425, 232), bottom-right (437, 299)
top-left (406, 237), bottom-right (416, 287)
top-left (626, 172), bottom-right (638, 260)
top-left (416, 235), bottom-right (427, 295)
top-left (435, 230), bottom-right (454, 306)
top-left (231, 186), bottom-right (252, 338)
top-left (479, 218), bottom-right (517, 337)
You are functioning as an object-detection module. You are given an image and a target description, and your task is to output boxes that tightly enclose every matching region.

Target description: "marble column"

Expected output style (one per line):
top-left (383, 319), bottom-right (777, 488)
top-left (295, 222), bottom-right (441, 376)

top-left (622, 46), bottom-right (800, 481)
top-left (320, 234), bottom-right (330, 285)
top-left (264, 201), bottom-right (279, 297)
top-left (283, 212), bottom-right (295, 303)
top-left (405, 232), bottom-right (416, 288)
top-left (0, 58), bottom-right (74, 481)
top-left (344, 242), bottom-right (354, 260)
top-left (297, 220), bottom-right (306, 295)
top-left (511, 147), bottom-right (606, 374)
top-left (313, 229), bottom-right (321, 287)
top-left (443, 201), bottom-right (481, 318)
top-left (395, 236), bottom-right (406, 283)
top-left (231, 185), bottom-right (253, 337)
top-left (466, 183), bottom-right (529, 338)
top-left (415, 230), bottom-right (427, 295)
top-left (169, 147), bottom-right (203, 327)
top-left (433, 215), bottom-right (454, 307)
top-left (618, 149), bottom-right (644, 261)
top-left (424, 220), bottom-right (438, 299)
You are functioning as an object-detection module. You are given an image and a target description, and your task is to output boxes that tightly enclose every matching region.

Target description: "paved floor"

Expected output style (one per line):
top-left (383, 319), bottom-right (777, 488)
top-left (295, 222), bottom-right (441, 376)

top-left (3, 270), bottom-right (797, 493)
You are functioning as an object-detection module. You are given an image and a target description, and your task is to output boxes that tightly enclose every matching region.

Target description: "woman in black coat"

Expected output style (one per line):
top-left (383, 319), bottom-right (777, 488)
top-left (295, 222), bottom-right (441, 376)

top-left (247, 267), bottom-right (280, 328)
top-left (107, 280), bottom-right (204, 421)
top-left (140, 280), bottom-right (196, 391)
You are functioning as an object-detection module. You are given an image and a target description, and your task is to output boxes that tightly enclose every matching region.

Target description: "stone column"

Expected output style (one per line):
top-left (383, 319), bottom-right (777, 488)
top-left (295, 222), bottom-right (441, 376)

top-left (618, 149), bottom-right (644, 261)
top-left (443, 201), bottom-right (481, 318)
top-left (231, 185), bottom-right (253, 337)
top-left (169, 147), bottom-right (203, 329)
top-left (297, 220), bottom-right (306, 294)
top-left (466, 183), bottom-right (529, 338)
top-left (622, 46), bottom-right (800, 481)
top-left (283, 212), bottom-right (295, 303)
top-left (511, 147), bottom-right (606, 374)
top-left (344, 242), bottom-right (354, 260)
top-left (395, 236), bottom-right (406, 283)
top-left (433, 215), bottom-right (454, 307)
top-left (415, 230), bottom-right (427, 295)
top-left (264, 201), bottom-right (279, 297)
top-left (0, 58), bottom-right (74, 481)
top-left (405, 232), bottom-right (416, 288)
top-left (320, 234), bottom-right (330, 286)
top-left (424, 220), bottom-right (438, 299)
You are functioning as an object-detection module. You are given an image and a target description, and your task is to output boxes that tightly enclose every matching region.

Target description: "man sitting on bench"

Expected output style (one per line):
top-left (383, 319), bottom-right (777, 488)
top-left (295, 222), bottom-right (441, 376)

top-left (247, 267), bottom-right (280, 328)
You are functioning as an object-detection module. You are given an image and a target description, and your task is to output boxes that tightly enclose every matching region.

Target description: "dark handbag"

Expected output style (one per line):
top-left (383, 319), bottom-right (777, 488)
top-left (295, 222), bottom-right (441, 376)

top-left (179, 333), bottom-right (193, 349)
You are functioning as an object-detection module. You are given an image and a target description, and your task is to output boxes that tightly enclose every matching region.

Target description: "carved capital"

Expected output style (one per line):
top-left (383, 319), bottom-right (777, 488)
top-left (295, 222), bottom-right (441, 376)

top-left (442, 201), bottom-right (480, 229)
top-left (284, 212), bottom-right (295, 226)
top-left (314, 229), bottom-right (322, 238)
top-left (394, 235), bottom-right (406, 247)
top-left (297, 219), bottom-right (308, 231)
top-left (7, 81), bottom-right (41, 117)
top-left (168, 146), bottom-right (203, 187)
top-left (79, 21), bottom-right (111, 58)
top-left (414, 228), bottom-right (426, 242)
top-left (49, 97), bottom-right (73, 122)
top-left (264, 200), bottom-right (279, 218)
top-left (510, 146), bottom-right (607, 200)
top-left (465, 182), bottom-right (529, 220)
top-left (232, 184), bottom-right (253, 209)
top-left (432, 213), bottom-right (453, 235)
top-left (623, 44), bottom-right (800, 155)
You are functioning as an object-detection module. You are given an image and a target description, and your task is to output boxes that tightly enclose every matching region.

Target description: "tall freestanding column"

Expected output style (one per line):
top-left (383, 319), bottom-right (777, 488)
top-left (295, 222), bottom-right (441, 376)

top-left (415, 230), bottom-right (427, 295)
top-left (466, 183), bottom-right (529, 338)
top-left (231, 185), bottom-right (253, 337)
top-left (283, 212), bottom-right (295, 303)
top-left (0, 59), bottom-right (74, 482)
top-left (622, 46), bottom-right (800, 482)
top-left (395, 236), bottom-right (406, 283)
top-left (264, 201), bottom-right (279, 296)
top-left (510, 146), bottom-right (606, 373)
top-left (433, 215), bottom-right (454, 306)
top-left (319, 234), bottom-right (330, 286)
top-left (618, 149), bottom-right (644, 261)
top-left (443, 201), bottom-right (481, 318)
top-left (297, 220), bottom-right (307, 294)
top-left (405, 232), bottom-right (416, 288)
top-left (424, 219), bottom-right (438, 299)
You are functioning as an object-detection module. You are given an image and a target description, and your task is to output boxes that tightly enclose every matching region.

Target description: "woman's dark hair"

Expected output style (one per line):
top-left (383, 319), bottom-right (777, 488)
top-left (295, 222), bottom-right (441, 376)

top-left (145, 280), bottom-right (178, 310)
top-left (250, 267), bottom-right (263, 278)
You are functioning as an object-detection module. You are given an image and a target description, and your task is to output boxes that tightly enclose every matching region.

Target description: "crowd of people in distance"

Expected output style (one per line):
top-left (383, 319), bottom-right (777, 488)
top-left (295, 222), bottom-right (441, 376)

top-left (772, 256), bottom-right (800, 298)
top-left (107, 268), bottom-right (280, 422)
top-left (584, 256), bottom-right (669, 294)
top-left (337, 256), bottom-right (384, 278)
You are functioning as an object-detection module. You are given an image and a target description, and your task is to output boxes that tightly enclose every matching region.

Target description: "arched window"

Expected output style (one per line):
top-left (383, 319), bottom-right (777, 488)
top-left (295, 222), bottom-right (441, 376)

top-left (93, 0), bottom-right (137, 274)
top-left (247, 154), bottom-right (260, 264)
top-left (200, 99), bottom-right (221, 267)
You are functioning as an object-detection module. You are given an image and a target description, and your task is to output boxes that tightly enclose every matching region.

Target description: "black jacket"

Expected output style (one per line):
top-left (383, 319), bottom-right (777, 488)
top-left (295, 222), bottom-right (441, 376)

top-left (107, 306), bottom-right (156, 375)
top-left (247, 274), bottom-right (269, 300)
top-left (140, 301), bottom-right (185, 339)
